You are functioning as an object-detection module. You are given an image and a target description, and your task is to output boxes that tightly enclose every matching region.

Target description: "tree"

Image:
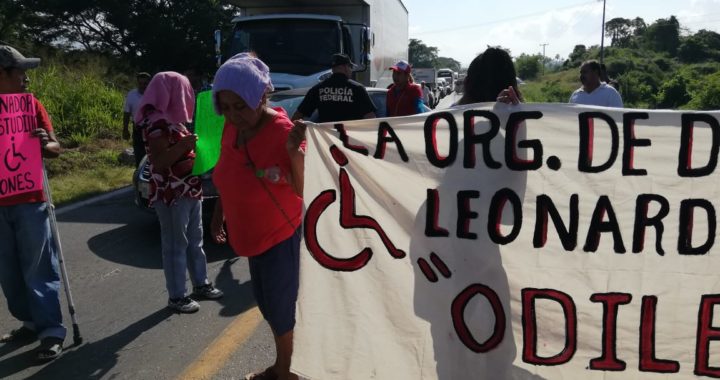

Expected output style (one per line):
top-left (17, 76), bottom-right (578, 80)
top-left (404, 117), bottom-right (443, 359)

top-left (567, 45), bottom-right (587, 67)
top-left (434, 56), bottom-right (461, 72)
top-left (605, 18), bottom-right (632, 47)
top-left (515, 53), bottom-right (541, 80)
top-left (644, 16), bottom-right (681, 55)
top-left (678, 37), bottom-right (708, 63)
top-left (409, 38), bottom-right (438, 67)
top-left (17, 0), bottom-right (239, 73)
top-left (655, 75), bottom-right (690, 108)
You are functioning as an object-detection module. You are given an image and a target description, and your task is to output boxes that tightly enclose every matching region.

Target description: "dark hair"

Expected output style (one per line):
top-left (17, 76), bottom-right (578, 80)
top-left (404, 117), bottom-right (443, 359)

top-left (458, 47), bottom-right (521, 105)
top-left (136, 72), bottom-right (151, 80)
top-left (581, 60), bottom-right (601, 75)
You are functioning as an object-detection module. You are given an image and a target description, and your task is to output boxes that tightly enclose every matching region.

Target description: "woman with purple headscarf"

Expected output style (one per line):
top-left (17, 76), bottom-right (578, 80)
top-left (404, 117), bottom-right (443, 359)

top-left (210, 54), bottom-right (306, 380)
top-left (135, 72), bottom-right (223, 314)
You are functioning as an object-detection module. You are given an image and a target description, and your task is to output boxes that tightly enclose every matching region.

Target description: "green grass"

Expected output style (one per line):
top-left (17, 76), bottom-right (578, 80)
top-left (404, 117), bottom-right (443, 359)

top-left (44, 139), bottom-right (135, 206)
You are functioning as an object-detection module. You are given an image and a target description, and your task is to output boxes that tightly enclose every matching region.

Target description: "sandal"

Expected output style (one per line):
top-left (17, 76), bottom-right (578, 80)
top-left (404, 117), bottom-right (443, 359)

top-left (35, 337), bottom-right (63, 362)
top-left (245, 367), bottom-right (278, 380)
top-left (0, 326), bottom-right (37, 343)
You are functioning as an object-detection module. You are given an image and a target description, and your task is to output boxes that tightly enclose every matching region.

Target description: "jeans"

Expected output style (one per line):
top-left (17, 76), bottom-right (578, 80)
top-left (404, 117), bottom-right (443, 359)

top-left (154, 197), bottom-right (210, 300)
top-left (0, 202), bottom-right (66, 340)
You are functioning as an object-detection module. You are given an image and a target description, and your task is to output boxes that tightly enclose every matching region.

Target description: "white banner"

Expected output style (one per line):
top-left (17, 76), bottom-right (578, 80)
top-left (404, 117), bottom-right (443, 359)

top-left (292, 103), bottom-right (720, 380)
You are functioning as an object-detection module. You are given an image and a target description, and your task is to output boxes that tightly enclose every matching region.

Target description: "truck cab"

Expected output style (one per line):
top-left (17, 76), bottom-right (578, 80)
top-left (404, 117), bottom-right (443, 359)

top-left (228, 14), bottom-right (368, 91)
top-left (436, 68), bottom-right (457, 94)
top-left (221, 0), bottom-right (408, 90)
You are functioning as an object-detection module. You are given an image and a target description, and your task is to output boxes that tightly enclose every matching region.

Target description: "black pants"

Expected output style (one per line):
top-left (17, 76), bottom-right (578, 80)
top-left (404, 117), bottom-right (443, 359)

top-left (132, 127), bottom-right (146, 167)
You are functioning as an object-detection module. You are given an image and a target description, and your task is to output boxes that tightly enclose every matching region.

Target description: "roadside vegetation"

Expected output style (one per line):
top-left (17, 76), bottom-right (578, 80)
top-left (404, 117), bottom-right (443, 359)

top-left (516, 16), bottom-right (720, 109)
top-left (29, 58), bottom-right (135, 206)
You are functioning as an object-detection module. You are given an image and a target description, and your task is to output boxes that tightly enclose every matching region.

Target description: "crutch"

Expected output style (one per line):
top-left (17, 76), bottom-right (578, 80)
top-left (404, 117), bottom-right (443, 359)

top-left (42, 167), bottom-right (83, 345)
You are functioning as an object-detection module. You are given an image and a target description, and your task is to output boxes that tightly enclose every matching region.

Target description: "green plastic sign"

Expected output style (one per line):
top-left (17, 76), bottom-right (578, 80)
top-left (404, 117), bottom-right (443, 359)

top-left (192, 90), bottom-right (225, 175)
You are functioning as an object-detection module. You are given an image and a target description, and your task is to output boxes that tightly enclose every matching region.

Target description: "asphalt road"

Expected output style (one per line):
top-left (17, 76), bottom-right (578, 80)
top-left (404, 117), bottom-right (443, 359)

top-left (0, 191), bottom-right (275, 380)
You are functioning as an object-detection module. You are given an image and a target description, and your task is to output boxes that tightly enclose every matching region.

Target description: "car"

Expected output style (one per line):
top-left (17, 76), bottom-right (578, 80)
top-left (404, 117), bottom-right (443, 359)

top-left (133, 86), bottom-right (389, 212)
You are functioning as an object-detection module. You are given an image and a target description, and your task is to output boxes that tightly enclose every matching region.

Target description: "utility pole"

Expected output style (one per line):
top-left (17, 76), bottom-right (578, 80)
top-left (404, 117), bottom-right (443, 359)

top-left (600, 0), bottom-right (607, 64)
top-left (539, 43), bottom-right (549, 76)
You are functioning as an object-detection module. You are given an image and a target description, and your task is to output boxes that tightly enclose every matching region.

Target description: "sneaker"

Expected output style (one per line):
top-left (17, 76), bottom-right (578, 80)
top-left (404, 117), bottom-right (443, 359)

top-left (167, 297), bottom-right (200, 313)
top-left (1, 326), bottom-right (37, 343)
top-left (192, 283), bottom-right (224, 300)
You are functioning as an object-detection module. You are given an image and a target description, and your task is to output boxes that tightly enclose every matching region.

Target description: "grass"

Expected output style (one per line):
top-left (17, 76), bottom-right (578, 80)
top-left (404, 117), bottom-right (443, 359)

top-left (44, 139), bottom-right (136, 206)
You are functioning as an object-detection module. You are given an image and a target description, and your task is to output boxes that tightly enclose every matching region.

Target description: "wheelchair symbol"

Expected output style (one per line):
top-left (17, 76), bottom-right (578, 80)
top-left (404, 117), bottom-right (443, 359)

top-left (304, 145), bottom-right (406, 272)
top-left (3, 137), bottom-right (27, 172)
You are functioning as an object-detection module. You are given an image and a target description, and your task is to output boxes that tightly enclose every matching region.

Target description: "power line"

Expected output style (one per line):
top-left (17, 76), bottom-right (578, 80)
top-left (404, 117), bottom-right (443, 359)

top-left (413, 0), bottom-right (598, 35)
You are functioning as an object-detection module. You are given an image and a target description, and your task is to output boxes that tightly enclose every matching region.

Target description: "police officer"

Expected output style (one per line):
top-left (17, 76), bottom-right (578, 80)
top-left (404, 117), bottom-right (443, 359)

top-left (292, 53), bottom-right (376, 123)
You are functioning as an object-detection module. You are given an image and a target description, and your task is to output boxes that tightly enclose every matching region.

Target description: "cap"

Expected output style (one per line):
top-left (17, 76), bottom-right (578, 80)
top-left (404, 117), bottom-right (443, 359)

top-left (212, 53), bottom-right (274, 114)
top-left (389, 60), bottom-right (411, 73)
top-left (0, 45), bottom-right (40, 69)
top-left (331, 53), bottom-right (357, 69)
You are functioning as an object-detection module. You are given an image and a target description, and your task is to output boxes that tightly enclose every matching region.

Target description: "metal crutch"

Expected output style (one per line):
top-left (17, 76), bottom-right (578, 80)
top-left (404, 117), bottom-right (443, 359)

top-left (42, 167), bottom-right (83, 345)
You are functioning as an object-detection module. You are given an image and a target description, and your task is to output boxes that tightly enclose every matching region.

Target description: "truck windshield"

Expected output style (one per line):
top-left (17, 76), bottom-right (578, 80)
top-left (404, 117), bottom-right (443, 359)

top-left (437, 71), bottom-right (453, 78)
top-left (230, 19), bottom-right (341, 76)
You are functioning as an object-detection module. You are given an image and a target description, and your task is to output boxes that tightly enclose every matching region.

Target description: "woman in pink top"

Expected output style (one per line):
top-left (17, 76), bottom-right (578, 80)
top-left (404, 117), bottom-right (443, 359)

top-left (210, 53), bottom-right (305, 380)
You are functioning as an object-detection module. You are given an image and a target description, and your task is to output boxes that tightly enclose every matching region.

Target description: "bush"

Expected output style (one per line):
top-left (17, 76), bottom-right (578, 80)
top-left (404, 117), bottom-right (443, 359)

top-left (655, 75), bottom-right (691, 109)
top-left (28, 62), bottom-right (125, 143)
top-left (686, 72), bottom-right (720, 110)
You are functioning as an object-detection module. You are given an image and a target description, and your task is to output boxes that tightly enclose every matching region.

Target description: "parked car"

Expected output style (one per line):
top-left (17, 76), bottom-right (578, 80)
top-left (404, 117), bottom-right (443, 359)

top-left (133, 87), bottom-right (389, 211)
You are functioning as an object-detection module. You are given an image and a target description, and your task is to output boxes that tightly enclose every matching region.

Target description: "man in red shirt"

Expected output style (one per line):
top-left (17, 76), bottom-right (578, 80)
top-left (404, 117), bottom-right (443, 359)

top-left (0, 44), bottom-right (65, 362)
top-left (386, 60), bottom-right (424, 117)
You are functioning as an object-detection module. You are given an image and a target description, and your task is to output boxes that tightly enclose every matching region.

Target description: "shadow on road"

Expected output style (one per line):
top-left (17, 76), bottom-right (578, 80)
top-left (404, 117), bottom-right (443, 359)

top-left (214, 257), bottom-right (256, 317)
top-left (22, 308), bottom-right (174, 380)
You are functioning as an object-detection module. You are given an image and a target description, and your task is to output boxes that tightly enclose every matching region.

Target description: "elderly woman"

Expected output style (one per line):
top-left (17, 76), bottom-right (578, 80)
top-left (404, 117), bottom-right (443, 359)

top-left (210, 53), bottom-right (305, 380)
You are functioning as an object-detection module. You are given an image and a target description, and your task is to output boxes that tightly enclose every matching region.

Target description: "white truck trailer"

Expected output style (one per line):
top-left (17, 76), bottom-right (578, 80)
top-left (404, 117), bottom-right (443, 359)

top-left (222, 0), bottom-right (409, 90)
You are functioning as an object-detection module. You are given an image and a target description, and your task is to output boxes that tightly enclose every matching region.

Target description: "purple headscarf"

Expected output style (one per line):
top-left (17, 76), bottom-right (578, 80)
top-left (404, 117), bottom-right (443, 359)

top-left (134, 72), bottom-right (195, 125)
top-left (212, 53), bottom-right (274, 114)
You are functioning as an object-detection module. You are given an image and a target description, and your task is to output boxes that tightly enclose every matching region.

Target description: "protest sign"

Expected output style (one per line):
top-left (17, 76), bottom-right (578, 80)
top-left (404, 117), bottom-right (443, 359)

top-left (192, 90), bottom-right (225, 175)
top-left (292, 103), bottom-right (720, 379)
top-left (0, 93), bottom-right (42, 199)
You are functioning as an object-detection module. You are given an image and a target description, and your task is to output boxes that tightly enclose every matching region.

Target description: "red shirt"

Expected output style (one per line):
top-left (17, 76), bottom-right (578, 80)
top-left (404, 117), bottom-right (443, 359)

top-left (0, 98), bottom-right (53, 207)
top-left (212, 108), bottom-right (302, 257)
top-left (386, 83), bottom-right (423, 117)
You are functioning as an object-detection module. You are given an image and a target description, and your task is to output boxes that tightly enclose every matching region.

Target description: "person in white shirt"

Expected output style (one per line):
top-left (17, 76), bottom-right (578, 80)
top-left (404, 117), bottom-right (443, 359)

top-left (569, 60), bottom-right (623, 108)
top-left (122, 72), bottom-right (151, 166)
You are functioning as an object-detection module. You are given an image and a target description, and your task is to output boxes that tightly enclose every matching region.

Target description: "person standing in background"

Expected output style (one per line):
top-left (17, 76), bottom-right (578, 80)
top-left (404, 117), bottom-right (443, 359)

top-left (569, 60), bottom-right (623, 107)
top-left (123, 72), bottom-right (151, 166)
top-left (386, 60), bottom-right (424, 117)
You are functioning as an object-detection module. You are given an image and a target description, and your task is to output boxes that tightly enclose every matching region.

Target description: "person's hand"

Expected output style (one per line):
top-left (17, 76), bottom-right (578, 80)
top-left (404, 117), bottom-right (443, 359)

top-left (178, 134), bottom-right (198, 152)
top-left (287, 120), bottom-right (307, 154)
top-left (31, 128), bottom-right (50, 147)
top-left (496, 86), bottom-right (520, 105)
top-left (122, 128), bottom-right (130, 140)
top-left (210, 217), bottom-right (227, 245)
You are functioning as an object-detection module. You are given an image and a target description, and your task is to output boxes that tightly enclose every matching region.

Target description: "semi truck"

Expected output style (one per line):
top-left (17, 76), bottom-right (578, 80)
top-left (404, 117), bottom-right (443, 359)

top-left (221, 0), bottom-right (409, 90)
top-left (436, 68), bottom-right (457, 94)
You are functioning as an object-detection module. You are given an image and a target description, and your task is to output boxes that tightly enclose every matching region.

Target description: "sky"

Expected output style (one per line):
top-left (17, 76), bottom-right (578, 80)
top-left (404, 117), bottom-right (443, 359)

top-left (404, 0), bottom-right (720, 67)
